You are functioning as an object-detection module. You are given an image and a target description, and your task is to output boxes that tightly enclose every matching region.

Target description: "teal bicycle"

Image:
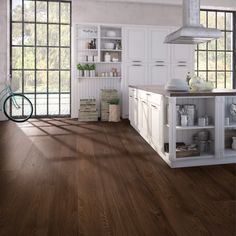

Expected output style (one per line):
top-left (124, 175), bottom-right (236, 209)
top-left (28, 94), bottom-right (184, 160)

top-left (0, 82), bottom-right (33, 122)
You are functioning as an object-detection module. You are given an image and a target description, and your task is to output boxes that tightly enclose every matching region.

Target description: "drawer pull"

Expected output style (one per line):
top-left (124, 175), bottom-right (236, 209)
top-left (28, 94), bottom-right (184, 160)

top-left (178, 61), bottom-right (187, 63)
top-left (151, 104), bottom-right (157, 109)
top-left (132, 64), bottom-right (142, 66)
top-left (155, 60), bottom-right (164, 63)
top-left (146, 93), bottom-right (151, 96)
top-left (178, 65), bottom-right (187, 67)
top-left (132, 60), bottom-right (142, 62)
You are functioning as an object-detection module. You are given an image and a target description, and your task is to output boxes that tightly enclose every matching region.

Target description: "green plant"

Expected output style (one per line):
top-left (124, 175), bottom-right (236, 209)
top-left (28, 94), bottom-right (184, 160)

top-left (89, 64), bottom-right (96, 70)
top-left (108, 98), bottom-right (119, 105)
top-left (77, 64), bottom-right (84, 71)
top-left (83, 64), bottom-right (90, 71)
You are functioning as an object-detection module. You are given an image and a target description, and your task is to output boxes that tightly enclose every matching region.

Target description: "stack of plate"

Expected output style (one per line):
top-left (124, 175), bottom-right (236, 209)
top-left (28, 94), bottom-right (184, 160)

top-left (165, 79), bottom-right (189, 91)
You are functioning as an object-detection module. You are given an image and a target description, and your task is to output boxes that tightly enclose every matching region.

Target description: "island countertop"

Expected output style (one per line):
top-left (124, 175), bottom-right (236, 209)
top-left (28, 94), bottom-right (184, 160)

top-left (129, 85), bottom-right (236, 97)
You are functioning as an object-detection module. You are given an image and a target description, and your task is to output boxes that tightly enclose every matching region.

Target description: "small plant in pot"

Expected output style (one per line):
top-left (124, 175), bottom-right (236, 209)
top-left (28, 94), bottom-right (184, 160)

top-left (83, 64), bottom-right (90, 77)
top-left (89, 64), bottom-right (96, 77)
top-left (77, 64), bottom-right (84, 77)
top-left (108, 98), bottom-right (120, 122)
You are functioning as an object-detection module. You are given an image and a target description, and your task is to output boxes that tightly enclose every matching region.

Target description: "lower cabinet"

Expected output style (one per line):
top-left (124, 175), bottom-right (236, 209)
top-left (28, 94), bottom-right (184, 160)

top-left (129, 88), bottom-right (163, 152)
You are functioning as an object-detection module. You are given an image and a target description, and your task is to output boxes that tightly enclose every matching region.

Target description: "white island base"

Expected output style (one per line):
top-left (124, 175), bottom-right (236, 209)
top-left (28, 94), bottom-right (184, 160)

top-left (129, 86), bottom-right (236, 168)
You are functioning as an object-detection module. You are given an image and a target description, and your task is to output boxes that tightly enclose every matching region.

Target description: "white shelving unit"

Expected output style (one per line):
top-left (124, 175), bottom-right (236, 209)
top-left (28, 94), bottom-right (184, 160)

top-left (75, 24), bottom-right (123, 118)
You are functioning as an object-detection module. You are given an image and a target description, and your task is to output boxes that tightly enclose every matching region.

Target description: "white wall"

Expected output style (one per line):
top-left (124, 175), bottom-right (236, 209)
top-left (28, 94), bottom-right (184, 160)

top-left (0, 0), bottom-right (9, 120)
top-left (72, 0), bottom-right (183, 26)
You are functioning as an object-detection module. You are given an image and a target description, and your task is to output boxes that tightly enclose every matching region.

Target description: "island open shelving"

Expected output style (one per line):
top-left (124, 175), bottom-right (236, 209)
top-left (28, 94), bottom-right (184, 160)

top-left (129, 85), bottom-right (236, 168)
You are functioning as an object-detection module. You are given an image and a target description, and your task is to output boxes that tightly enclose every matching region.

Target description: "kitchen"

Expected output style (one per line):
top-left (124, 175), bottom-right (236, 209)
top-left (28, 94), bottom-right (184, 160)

top-left (0, 0), bottom-right (236, 235)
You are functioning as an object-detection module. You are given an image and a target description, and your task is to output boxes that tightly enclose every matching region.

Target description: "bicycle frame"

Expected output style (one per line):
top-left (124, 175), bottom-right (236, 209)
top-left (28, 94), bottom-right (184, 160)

top-left (0, 84), bottom-right (20, 112)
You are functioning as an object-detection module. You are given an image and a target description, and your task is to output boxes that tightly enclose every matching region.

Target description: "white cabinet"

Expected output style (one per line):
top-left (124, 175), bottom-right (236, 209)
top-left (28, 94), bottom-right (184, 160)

top-left (126, 63), bottom-right (147, 86)
top-left (125, 27), bottom-right (147, 63)
top-left (171, 44), bottom-right (194, 64)
top-left (149, 63), bottom-right (169, 85)
top-left (129, 94), bottom-right (134, 126)
top-left (150, 103), bottom-right (161, 150)
top-left (149, 28), bottom-right (170, 63)
top-left (140, 99), bottom-right (149, 141)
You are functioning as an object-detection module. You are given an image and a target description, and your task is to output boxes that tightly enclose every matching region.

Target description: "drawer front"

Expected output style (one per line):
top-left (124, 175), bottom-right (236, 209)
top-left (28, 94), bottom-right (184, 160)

top-left (148, 93), bottom-right (162, 106)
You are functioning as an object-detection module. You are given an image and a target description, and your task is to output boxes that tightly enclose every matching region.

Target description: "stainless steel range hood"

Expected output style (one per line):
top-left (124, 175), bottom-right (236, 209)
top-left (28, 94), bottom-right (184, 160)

top-left (164, 0), bottom-right (222, 44)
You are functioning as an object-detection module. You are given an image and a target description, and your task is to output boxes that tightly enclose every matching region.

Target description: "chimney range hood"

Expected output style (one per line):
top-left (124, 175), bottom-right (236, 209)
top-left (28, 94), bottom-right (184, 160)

top-left (164, 0), bottom-right (222, 44)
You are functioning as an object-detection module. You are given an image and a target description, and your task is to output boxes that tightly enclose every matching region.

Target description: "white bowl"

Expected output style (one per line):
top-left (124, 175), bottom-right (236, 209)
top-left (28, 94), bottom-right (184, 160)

top-left (104, 43), bottom-right (114, 50)
top-left (165, 79), bottom-right (189, 91)
top-left (106, 31), bottom-right (116, 37)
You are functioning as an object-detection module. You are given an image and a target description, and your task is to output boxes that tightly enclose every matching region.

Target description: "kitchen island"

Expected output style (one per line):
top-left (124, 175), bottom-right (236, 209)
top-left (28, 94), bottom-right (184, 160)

top-left (129, 85), bottom-right (236, 168)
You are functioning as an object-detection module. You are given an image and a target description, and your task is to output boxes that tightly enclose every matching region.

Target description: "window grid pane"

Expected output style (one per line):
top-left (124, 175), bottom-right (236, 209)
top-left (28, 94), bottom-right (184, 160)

top-left (195, 10), bottom-right (234, 89)
top-left (10, 0), bottom-right (71, 117)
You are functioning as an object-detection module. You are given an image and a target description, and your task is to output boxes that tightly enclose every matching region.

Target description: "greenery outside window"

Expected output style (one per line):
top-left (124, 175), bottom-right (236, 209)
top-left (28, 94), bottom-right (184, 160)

top-left (195, 10), bottom-right (235, 89)
top-left (10, 0), bottom-right (71, 116)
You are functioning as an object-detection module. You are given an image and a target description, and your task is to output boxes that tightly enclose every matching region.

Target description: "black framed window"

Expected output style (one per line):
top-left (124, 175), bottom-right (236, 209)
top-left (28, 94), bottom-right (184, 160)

top-left (195, 10), bottom-right (235, 89)
top-left (10, 0), bottom-right (71, 117)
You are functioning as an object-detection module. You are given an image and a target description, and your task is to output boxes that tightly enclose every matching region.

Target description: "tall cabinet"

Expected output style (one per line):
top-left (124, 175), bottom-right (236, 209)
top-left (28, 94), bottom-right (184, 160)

top-left (123, 26), bottom-right (194, 118)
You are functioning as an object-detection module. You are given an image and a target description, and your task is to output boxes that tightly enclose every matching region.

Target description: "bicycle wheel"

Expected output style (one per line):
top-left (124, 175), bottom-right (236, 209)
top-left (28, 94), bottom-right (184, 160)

top-left (3, 94), bottom-right (33, 122)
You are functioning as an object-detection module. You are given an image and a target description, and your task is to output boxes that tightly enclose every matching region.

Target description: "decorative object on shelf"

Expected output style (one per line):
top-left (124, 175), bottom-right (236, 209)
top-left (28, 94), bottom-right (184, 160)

top-left (115, 40), bottom-right (122, 50)
top-left (198, 117), bottom-right (206, 126)
top-left (89, 64), bottom-right (96, 77)
top-left (106, 30), bottom-right (116, 37)
top-left (101, 89), bottom-right (119, 121)
top-left (165, 79), bottom-right (189, 91)
top-left (225, 130), bottom-right (236, 148)
top-left (93, 55), bottom-right (98, 62)
top-left (229, 103), bottom-right (236, 122)
top-left (108, 98), bottom-right (120, 122)
top-left (180, 114), bottom-right (188, 126)
top-left (88, 55), bottom-right (93, 62)
top-left (232, 137), bottom-right (236, 150)
top-left (189, 75), bottom-right (214, 91)
top-left (186, 72), bottom-right (191, 85)
top-left (81, 28), bottom-right (97, 38)
top-left (183, 104), bottom-right (196, 126)
top-left (83, 64), bottom-right (90, 77)
top-left (88, 39), bottom-right (97, 49)
top-left (77, 64), bottom-right (84, 77)
top-left (104, 52), bottom-right (111, 62)
top-left (225, 117), bottom-right (230, 126)
top-left (104, 42), bottom-right (115, 50)
top-left (79, 99), bottom-right (98, 122)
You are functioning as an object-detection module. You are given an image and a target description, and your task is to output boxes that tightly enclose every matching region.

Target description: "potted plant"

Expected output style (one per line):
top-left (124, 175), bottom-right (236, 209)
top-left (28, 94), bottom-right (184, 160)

top-left (89, 64), bottom-right (96, 77)
top-left (83, 64), bottom-right (90, 77)
top-left (108, 98), bottom-right (120, 122)
top-left (77, 64), bottom-right (84, 77)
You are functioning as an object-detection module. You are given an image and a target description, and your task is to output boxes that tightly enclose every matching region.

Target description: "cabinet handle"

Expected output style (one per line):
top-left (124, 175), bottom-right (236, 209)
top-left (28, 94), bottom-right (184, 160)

top-left (178, 61), bottom-right (187, 63)
top-left (155, 60), bottom-right (164, 63)
top-left (132, 64), bottom-right (142, 66)
top-left (142, 101), bottom-right (147, 104)
top-left (155, 64), bottom-right (164, 67)
top-left (135, 98), bottom-right (138, 100)
top-left (129, 95), bottom-right (133, 98)
top-left (132, 60), bottom-right (142, 62)
top-left (151, 104), bottom-right (157, 109)
top-left (146, 93), bottom-right (151, 96)
top-left (178, 65), bottom-right (187, 67)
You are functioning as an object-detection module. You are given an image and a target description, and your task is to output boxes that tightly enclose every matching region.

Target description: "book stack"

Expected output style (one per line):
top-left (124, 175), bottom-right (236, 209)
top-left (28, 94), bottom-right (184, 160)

top-left (101, 89), bottom-right (118, 121)
top-left (79, 99), bottom-right (98, 122)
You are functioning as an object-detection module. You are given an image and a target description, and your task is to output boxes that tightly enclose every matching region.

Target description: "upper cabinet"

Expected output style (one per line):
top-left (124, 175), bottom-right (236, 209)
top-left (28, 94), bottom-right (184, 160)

top-left (125, 27), bottom-right (147, 63)
top-left (171, 44), bottom-right (194, 64)
top-left (149, 28), bottom-right (171, 64)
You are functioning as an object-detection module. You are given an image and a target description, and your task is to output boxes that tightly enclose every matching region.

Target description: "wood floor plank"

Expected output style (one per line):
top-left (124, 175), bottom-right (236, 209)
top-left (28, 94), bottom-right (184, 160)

top-left (0, 119), bottom-right (235, 236)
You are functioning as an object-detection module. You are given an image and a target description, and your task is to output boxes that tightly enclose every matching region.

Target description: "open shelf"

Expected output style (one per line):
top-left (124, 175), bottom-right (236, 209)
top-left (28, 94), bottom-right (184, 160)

top-left (78, 76), bottom-right (121, 79)
top-left (225, 122), bottom-right (236, 128)
top-left (224, 149), bottom-right (236, 157)
top-left (176, 153), bottom-right (214, 160)
top-left (166, 124), bottom-right (215, 130)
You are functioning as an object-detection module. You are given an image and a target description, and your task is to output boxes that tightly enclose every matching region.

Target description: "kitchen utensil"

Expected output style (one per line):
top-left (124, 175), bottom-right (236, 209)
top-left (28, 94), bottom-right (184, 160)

top-left (198, 117), bottom-right (206, 126)
top-left (183, 104), bottom-right (196, 126)
top-left (197, 130), bottom-right (209, 141)
top-left (225, 117), bottom-right (230, 126)
top-left (181, 114), bottom-right (188, 126)
top-left (104, 42), bottom-right (115, 49)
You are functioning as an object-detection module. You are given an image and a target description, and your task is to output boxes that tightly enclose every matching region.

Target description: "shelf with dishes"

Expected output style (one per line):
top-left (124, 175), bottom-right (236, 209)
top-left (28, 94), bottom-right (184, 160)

top-left (166, 124), bottom-right (215, 130)
top-left (78, 76), bottom-right (121, 79)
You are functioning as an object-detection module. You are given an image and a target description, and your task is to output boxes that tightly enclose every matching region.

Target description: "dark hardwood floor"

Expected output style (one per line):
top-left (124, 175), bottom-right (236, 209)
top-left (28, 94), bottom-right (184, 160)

top-left (0, 119), bottom-right (235, 236)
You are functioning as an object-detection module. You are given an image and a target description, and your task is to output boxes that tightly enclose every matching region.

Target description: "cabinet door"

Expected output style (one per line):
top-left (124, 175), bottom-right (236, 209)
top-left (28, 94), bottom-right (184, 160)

top-left (134, 97), bottom-right (139, 130)
top-left (126, 64), bottom-right (147, 86)
top-left (149, 28), bottom-right (170, 63)
top-left (150, 103), bottom-right (160, 150)
top-left (171, 44), bottom-right (194, 64)
top-left (125, 28), bottom-right (147, 62)
top-left (149, 63), bottom-right (169, 85)
top-left (171, 64), bottom-right (190, 80)
top-left (141, 100), bottom-right (149, 141)
top-left (129, 94), bottom-right (134, 126)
